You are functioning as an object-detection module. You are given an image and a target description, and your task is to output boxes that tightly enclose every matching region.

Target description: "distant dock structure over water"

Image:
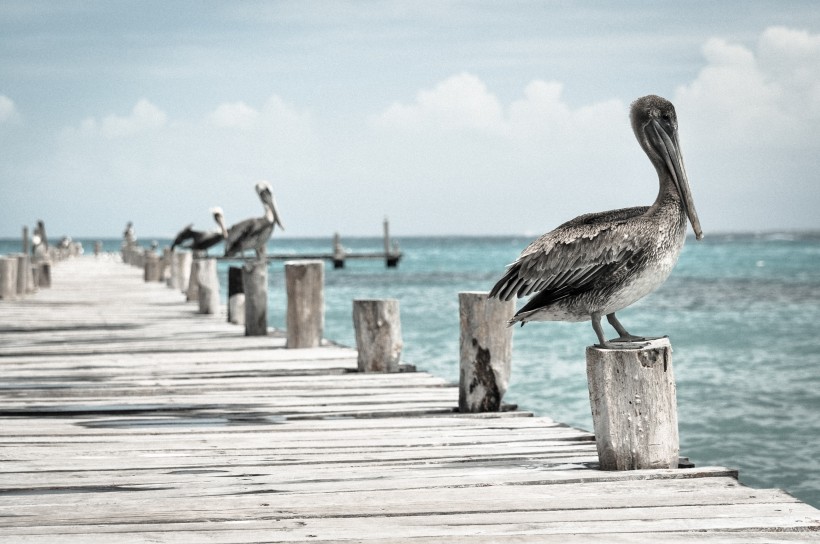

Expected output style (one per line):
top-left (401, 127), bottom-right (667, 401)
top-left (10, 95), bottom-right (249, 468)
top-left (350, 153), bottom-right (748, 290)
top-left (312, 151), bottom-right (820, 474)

top-left (224, 217), bottom-right (403, 269)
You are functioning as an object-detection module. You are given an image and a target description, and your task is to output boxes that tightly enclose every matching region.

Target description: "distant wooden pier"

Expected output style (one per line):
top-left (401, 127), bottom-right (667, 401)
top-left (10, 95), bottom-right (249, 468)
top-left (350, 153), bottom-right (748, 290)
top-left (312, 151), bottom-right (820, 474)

top-left (222, 218), bottom-right (403, 268)
top-left (0, 256), bottom-right (818, 542)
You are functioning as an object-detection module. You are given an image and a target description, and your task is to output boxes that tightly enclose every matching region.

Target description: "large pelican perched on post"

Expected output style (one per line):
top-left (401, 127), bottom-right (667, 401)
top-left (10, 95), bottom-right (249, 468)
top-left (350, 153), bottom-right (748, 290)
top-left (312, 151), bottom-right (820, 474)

top-left (223, 181), bottom-right (284, 259)
top-left (170, 207), bottom-right (227, 251)
top-left (489, 95), bottom-right (703, 349)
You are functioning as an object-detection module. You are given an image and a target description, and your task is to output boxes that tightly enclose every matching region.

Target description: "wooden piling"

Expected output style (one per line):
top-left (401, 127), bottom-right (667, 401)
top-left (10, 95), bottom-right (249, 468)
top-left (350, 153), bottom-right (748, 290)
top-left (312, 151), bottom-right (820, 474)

top-left (186, 259), bottom-right (200, 302)
top-left (143, 253), bottom-right (161, 282)
top-left (227, 266), bottom-right (244, 325)
top-left (15, 254), bottom-right (29, 295)
top-left (242, 260), bottom-right (268, 336)
top-left (196, 258), bottom-right (220, 314)
top-left (175, 251), bottom-right (192, 293)
top-left (285, 260), bottom-right (324, 349)
top-left (586, 338), bottom-right (679, 470)
top-left (458, 291), bottom-right (514, 413)
top-left (0, 257), bottom-right (18, 300)
top-left (37, 262), bottom-right (51, 288)
top-left (332, 232), bottom-right (345, 269)
top-left (352, 299), bottom-right (402, 373)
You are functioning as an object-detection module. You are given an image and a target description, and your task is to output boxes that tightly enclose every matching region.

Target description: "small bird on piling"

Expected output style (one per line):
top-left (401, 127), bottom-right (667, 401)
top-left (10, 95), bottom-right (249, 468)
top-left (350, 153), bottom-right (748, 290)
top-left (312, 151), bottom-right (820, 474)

top-left (489, 95), bottom-right (703, 349)
top-left (223, 181), bottom-right (284, 260)
top-left (170, 207), bottom-right (227, 251)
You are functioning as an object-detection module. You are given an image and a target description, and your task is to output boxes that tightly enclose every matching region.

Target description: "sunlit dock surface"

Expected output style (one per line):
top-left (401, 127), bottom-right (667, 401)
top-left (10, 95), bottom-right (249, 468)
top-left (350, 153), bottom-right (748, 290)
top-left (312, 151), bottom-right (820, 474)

top-left (1, 256), bottom-right (818, 542)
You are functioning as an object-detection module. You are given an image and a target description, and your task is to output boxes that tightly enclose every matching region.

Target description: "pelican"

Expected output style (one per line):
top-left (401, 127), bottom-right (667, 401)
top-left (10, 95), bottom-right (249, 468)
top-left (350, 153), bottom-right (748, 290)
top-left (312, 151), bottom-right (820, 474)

top-left (489, 95), bottom-right (703, 349)
top-left (223, 181), bottom-right (284, 259)
top-left (170, 207), bottom-right (227, 251)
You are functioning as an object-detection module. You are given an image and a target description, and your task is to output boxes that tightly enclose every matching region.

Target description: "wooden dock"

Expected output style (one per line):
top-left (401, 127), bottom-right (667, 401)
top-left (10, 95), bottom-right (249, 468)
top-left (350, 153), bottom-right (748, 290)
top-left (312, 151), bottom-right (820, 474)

top-left (0, 256), bottom-right (818, 542)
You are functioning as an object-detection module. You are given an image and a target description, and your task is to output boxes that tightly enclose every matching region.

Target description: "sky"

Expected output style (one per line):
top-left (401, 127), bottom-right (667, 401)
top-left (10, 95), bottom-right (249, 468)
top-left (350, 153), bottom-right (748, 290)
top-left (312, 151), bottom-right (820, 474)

top-left (1, 1), bottom-right (820, 239)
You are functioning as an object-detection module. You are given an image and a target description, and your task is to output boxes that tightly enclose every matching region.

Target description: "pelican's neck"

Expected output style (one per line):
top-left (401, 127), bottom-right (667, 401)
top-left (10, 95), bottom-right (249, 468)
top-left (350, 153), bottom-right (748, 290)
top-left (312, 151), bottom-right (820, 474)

top-left (264, 204), bottom-right (274, 224)
top-left (649, 163), bottom-right (682, 212)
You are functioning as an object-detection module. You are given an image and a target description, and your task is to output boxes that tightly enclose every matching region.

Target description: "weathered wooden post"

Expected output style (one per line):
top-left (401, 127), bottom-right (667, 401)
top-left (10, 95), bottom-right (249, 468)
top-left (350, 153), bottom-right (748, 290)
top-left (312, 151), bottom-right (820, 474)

top-left (352, 299), bottom-right (402, 372)
top-left (37, 262), bottom-right (51, 288)
top-left (143, 253), bottom-right (161, 282)
top-left (15, 254), bottom-right (30, 295)
top-left (458, 291), bottom-right (514, 413)
top-left (586, 338), bottom-right (679, 470)
top-left (197, 258), bottom-right (220, 314)
top-left (0, 257), bottom-right (18, 300)
top-left (285, 260), bottom-right (324, 348)
top-left (243, 260), bottom-right (268, 336)
top-left (175, 251), bottom-right (192, 293)
top-left (160, 247), bottom-right (172, 281)
top-left (227, 266), bottom-right (245, 325)
top-left (332, 232), bottom-right (345, 269)
top-left (186, 250), bottom-right (206, 301)
top-left (22, 226), bottom-right (29, 253)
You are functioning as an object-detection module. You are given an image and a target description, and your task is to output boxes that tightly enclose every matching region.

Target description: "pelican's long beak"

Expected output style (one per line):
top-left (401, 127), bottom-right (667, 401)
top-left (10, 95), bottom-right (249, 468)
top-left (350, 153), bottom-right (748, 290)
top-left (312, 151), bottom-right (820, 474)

top-left (649, 119), bottom-right (703, 240)
top-left (261, 189), bottom-right (284, 231)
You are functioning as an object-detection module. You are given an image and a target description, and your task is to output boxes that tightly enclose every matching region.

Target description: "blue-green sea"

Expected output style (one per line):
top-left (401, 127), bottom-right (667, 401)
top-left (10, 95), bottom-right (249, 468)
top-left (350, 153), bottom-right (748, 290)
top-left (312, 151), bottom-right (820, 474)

top-left (2, 233), bottom-right (819, 508)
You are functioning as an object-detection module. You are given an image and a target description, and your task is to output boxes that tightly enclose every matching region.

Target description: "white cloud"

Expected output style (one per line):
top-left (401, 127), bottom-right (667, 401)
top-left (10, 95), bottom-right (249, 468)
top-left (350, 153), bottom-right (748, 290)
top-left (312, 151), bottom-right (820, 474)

top-left (71, 99), bottom-right (168, 139)
top-left (672, 26), bottom-right (820, 232)
top-left (675, 26), bottom-right (820, 150)
top-left (371, 72), bottom-right (505, 133)
top-left (0, 94), bottom-right (19, 124)
top-left (209, 101), bottom-right (258, 129)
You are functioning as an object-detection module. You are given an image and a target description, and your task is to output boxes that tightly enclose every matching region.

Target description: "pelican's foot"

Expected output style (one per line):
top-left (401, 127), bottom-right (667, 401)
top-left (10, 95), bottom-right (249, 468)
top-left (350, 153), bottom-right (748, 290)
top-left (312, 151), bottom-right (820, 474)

top-left (610, 334), bottom-right (668, 343)
top-left (596, 340), bottom-right (649, 350)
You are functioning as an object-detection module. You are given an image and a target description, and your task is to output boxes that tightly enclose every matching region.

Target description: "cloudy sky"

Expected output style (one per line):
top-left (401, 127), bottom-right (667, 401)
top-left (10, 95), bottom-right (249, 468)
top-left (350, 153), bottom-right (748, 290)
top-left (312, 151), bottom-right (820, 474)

top-left (2, 1), bottom-right (820, 239)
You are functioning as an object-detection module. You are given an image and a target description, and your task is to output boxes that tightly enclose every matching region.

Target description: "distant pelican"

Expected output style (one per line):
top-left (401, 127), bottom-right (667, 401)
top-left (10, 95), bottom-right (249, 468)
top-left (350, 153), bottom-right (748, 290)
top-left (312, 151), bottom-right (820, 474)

top-left (170, 207), bottom-right (227, 251)
top-left (489, 95), bottom-right (703, 349)
top-left (224, 181), bottom-right (284, 259)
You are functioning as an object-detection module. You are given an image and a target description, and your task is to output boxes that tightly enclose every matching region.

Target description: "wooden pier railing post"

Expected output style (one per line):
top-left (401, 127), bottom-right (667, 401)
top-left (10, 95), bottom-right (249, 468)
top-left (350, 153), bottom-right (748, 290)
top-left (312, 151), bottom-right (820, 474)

top-left (0, 256), bottom-right (18, 300)
top-left (186, 259), bottom-right (200, 301)
top-left (458, 291), bottom-right (514, 412)
top-left (15, 254), bottom-right (30, 296)
top-left (175, 251), bottom-right (192, 293)
top-left (285, 260), bottom-right (324, 348)
top-left (242, 260), bottom-right (268, 336)
top-left (37, 262), bottom-right (51, 289)
top-left (353, 299), bottom-right (402, 372)
top-left (196, 258), bottom-right (220, 314)
top-left (227, 266), bottom-right (245, 325)
top-left (586, 338), bottom-right (679, 470)
top-left (143, 253), bottom-right (161, 282)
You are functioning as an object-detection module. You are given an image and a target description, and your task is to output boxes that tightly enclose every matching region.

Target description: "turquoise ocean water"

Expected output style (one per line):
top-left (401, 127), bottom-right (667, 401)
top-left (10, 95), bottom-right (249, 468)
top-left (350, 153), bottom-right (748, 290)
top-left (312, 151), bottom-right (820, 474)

top-left (2, 233), bottom-right (819, 508)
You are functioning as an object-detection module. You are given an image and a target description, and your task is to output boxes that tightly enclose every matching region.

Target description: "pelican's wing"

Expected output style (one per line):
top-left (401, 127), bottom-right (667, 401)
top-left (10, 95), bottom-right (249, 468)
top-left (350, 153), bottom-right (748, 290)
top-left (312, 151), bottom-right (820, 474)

top-left (170, 224), bottom-right (195, 250)
top-left (224, 218), bottom-right (256, 256)
top-left (489, 206), bottom-right (650, 304)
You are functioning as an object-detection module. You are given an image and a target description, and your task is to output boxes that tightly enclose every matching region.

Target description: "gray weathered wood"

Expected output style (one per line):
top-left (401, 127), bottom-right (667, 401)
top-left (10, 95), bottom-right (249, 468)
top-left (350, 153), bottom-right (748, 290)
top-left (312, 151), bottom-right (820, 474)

top-left (458, 291), bottom-right (514, 412)
top-left (353, 299), bottom-right (402, 372)
top-left (0, 256), bottom-right (817, 542)
top-left (175, 251), bottom-right (192, 293)
top-left (37, 261), bottom-right (51, 288)
top-left (242, 260), bottom-right (267, 335)
top-left (143, 253), bottom-right (161, 282)
top-left (186, 257), bottom-right (200, 301)
top-left (285, 260), bottom-right (324, 348)
top-left (15, 254), bottom-right (29, 295)
top-left (196, 258), bottom-right (220, 314)
top-left (227, 266), bottom-right (243, 324)
top-left (0, 256), bottom-right (18, 300)
top-left (586, 338), bottom-right (679, 470)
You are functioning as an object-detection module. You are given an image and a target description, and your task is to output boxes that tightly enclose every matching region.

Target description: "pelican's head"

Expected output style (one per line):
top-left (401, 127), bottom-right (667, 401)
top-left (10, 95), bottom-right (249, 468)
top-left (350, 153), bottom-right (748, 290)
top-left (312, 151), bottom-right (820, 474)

top-left (630, 95), bottom-right (703, 240)
top-left (255, 180), bottom-right (284, 231)
top-left (209, 206), bottom-right (228, 238)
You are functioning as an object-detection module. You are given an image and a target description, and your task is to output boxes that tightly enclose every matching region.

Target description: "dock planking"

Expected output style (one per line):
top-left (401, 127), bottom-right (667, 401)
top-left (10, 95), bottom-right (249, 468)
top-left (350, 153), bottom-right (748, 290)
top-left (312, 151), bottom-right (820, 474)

top-left (0, 256), bottom-right (818, 542)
